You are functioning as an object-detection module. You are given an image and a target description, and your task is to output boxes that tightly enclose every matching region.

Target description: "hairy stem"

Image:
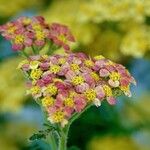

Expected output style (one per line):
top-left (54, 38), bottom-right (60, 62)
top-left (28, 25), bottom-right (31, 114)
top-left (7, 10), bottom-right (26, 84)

top-left (42, 107), bottom-right (58, 150)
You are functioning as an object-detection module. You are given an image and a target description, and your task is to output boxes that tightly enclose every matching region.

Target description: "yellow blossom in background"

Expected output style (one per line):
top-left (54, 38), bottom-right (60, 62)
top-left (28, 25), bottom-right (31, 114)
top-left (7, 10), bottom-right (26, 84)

top-left (0, 0), bottom-right (44, 17)
top-left (87, 136), bottom-right (140, 150)
top-left (0, 122), bottom-right (38, 150)
top-left (0, 56), bottom-right (26, 112)
top-left (121, 25), bottom-right (150, 57)
top-left (42, 0), bottom-right (150, 60)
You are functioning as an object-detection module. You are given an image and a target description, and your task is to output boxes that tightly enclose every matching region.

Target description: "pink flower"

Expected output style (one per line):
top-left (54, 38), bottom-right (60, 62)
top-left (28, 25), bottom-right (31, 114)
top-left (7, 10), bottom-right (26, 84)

top-left (82, 72), bottom-right (95, 86)
top-left (95, 86), bottom-right (105, 100)
top-left (99, 69), bottom-right (110, 77)
top-left (65, 70), bottom-right (76, 80)
top-left (40, 62), bottom-right (50, 70)
top-left (75, 83), bottom-right (89, 93)
top-left (107, 97), bottom-right (117, 105)
top-left (48, 23), bottom-right (75, 52)
top-left (74, 95), bottom-right (87, 112)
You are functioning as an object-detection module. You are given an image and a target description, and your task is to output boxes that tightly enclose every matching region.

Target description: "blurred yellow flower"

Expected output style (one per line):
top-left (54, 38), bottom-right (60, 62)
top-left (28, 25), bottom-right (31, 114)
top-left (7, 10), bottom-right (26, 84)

top-left (87, 136), bottom-right (139, 150)
top-left (0, 56), bottom-right (26, 112)
top-left (0, 0), bottom-right (44, 17)
top-left (42, 0), bottom-right (150, 60)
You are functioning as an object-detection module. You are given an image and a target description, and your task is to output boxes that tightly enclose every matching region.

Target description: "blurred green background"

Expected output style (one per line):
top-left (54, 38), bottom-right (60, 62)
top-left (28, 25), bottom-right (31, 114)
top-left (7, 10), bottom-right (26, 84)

top-left (0, 0), bottom-right (150, 150)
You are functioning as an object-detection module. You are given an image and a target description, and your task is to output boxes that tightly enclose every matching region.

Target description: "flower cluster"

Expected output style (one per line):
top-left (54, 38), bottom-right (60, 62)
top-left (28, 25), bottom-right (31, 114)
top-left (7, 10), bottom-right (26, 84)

top-left (18, 53), bottom-right (135, 126)
top-left (0, 16), bottom-right (75, 52)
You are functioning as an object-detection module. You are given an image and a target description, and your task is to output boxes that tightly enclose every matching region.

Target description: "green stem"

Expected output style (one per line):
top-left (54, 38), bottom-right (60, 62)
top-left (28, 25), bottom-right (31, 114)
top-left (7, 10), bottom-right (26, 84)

top-left (19, 50), bottom-right (29, 58)
top-left (69, 103), bottom-right (93, 125)
top-left (32, 45), bottom-right (38, 54)
top-left (58, 104), bottom-right (93, 150)
top-left (47, 41), bottom-right (54, 55)
top-left (58, 125), bottom-right (70, 150)
top-left (48, 132), bottom-right (58, 150)
top-left (41, 107), bottom-right (58, 150)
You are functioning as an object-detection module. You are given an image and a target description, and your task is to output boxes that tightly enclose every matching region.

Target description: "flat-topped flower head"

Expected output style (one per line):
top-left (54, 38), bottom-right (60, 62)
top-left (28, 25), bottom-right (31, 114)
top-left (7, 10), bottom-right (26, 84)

top-left (0, 16), bottom-right (75, 54)
top-left (18, 52), bottom-right (135, 127)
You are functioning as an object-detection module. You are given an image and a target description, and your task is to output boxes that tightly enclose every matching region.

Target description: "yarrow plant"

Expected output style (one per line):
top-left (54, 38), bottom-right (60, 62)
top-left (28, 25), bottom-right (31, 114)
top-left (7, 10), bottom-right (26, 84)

top-left (0, 16), bottom-right (136, 150)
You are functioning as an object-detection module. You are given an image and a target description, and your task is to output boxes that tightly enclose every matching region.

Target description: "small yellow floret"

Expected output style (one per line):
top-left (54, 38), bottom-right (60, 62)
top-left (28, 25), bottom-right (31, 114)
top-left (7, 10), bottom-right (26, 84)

top-left (23, 18), bottom-right (31, 25)
top-left (35, 31), bottom-right (45, 40)
top-left (46, 84), bottom-right (57, 95)
top-left (30, 86), bottom-right (41, 95)
top-left (64, 98), bottom-right (74, 107)
top-left (30, 61), bottom-right (40, 69)
top-left (15, 35), bottom-right (24, 44)
top-left (50, 65), bottom-right (60, 74)
top-left (72, 76), bottom-right (84, 85)
top-left (84, 89), bottom-right (96, 102)
top-left (120, 85), bottom-right (130, 93)
top-left (42, 55), bottom-right (48, 59)
top-left (94, 55), bottom-right (105, 60)
top-left (110, 72), bottom-right (120, 81)
top-left (71, 63), bottom-right (80, 71)
top-left (69, 91), bottom-right (77, 98)
top-left (30, 69), bottom-right (43, 80)
top-left (52, 111), bottom-right (65, 123)
top-left (91, 72), bottom-right (100, 81)
top-left (8, 26), bottom-right (16, 34)
top-left (42, 97), bottom-right (54, 107)
top-left (58, 58), bottom-right (66, 64)
top-left (103, 85), bottom-right (112, 97)
top-left (84, 60), bottom-right (94, 67)
top-left (32, 24), bottom-right (42, 31)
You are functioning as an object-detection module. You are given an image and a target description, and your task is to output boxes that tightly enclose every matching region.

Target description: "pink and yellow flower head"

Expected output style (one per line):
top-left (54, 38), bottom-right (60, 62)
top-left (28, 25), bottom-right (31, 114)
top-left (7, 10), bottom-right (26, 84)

top-left (0, 16), bottom-right (75, 52)
top-left (18, 53), bottom-right (136, 126)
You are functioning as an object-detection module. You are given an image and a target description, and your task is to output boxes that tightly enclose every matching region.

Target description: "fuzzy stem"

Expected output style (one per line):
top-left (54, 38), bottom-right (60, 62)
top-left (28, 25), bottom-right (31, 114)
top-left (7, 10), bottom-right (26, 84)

top-left (32, 45), bottom-right (38, 54)
top-left (41, 107), bottom-right (58, 150)
top-left (58, 104), bottom-right (93, 150)
top-left (58, 125), bottom-right (70, 150)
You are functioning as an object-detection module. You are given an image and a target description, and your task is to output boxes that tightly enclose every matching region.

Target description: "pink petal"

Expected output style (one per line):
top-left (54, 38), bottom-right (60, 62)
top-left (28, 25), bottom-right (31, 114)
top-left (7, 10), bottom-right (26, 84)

top-left (107, 97), bottom-right (117, 105)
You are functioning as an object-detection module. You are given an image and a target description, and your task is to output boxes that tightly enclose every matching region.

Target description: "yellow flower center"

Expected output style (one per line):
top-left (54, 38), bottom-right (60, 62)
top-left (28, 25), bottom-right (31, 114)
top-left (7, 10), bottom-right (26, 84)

top-left (30, 69), bottom-right (43, 80)
top-left (46, 84), bottom-right (57, 96)
top-left (71, 63), bottom-right (80, 71)
top-left (42, 97), bottom-right (54, 107)
top-left (91, 72), bottom-right (100, 81)
top-left (120, 85), bottom-right (129, 92)
top-left (30, 61), bottom-right (40, 69)
top-left (58, 34), bottom-right (67, 43)
top-left (42, 55), bottom-right (48, 59)
top-left (72, 76), bottom-right (84, 85)
top-left (32, 24), bottom-right (42, 31)
top-left (35, 31), bottom-right (45, 40)
top-left (52, 111), bottom-right (65, 123)
top-left (8, 27), bottom-right (16, 34)
top-left (58, 58), bottom-right (66, 64)
top-left (50, 65), bottom-right (60, 74)
top-left (109, 72), bottom-right (120, 81)
top-left (22, 18), bottom-right (31, 25)
top-left (94, 55), bottom-right (105, 60)
top-left (14, 35), bottom-right (24, 44)
top-left (30, 86), bottom-right (41, 95)
top-left (84, 89), bottom-right (96, 102)
top-left (103, 85), bottom-right (112, 97)
top-left (84, 60), bottom-right (94, 67)
top-left (69, 91), bottom-right (77, 98)
top-left (64, 98), bottom-right (74, 107)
